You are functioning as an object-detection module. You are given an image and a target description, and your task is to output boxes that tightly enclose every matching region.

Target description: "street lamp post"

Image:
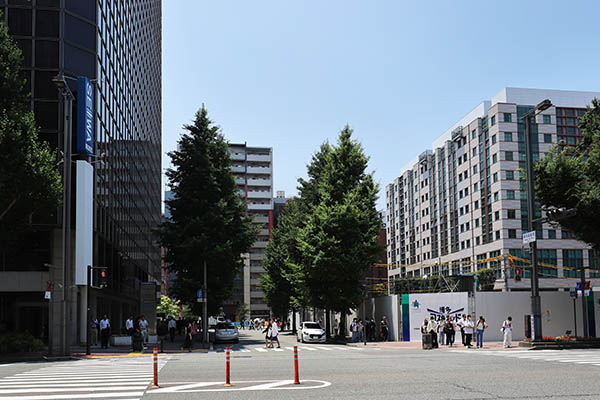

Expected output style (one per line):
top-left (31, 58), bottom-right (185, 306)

top-left (52, 74), bottom-right (74, 356)
top-left (522, 99), bottom-right (552, 342)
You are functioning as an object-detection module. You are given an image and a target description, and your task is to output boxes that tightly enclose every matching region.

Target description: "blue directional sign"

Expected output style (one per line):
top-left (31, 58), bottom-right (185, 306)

top-left (77, 77), bottom-right (94, 155)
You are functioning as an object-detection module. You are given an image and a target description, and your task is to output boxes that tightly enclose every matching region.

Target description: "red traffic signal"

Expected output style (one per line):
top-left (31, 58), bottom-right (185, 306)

top-left (515, 268), bottom-right (521, 281)
top-left (99, 269), bottom-right (108, 288)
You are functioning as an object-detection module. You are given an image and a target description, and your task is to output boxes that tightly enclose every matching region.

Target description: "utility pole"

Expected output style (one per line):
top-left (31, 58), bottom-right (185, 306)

top-left (580, 266), bottom-right (588, 337)
top-left (522, 99), bottom-right (552, 342)
top-left (203, 259), bottom-right (208, 345)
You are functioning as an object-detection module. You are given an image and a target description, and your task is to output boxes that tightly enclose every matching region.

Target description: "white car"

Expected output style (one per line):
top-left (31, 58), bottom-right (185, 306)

top-left (215, 322), bottom-right (239, 343)
top-left (297, 322), bottom-right (326, 343)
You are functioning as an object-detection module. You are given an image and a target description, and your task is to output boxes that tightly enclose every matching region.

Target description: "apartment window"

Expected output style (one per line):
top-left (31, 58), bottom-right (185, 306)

top-left (493, 172), bottom-right (498, 183)
top-left (465, 188), bottom-right (469, 196)
top-left (506, 170), bottom-right (514, 180)
top-left (494, 192), bottom-right (499, 201)
top-left (544, 134), bottom-right (552, 143)
top-left (465, 205), bottom-right (469, 212)
top-left (475, 219), bottom-right (480, 228)
top-left (472, 129), bottom-right (477, 139)
top-left (505, 151), bottom-right (513, 161)
top-left (472, 148), bottom-right (477, 156)
top-left (548, 229), bottom-right (556, 239)
top-left (543, 115), bottom-right (551, 124)
top-left (474, 200), bottom-right (479, 209)
top-left (492, 135), bottom-right (497, 144)
top-left (504, 113), bottom-right (512, 122)
top-left (494, 211), bottom-right (500, 221)
top-left (474, 182), bottom-right (478, 191)
top-left (507, 209), bottom-right (516, 219)
top-left (495, 231), bottom-right (500, 240)
top-left (473, 165), bottom-right (478, 174)
top-left (464, 171), bottom-right (468, 178)
top-left (504, 132), bottom-right (512, 141)
top-left (491, 115), bottom-right (496, 126)
top-left (476, 237), bottom-right (480, 245)
top-left (507, 190), bottom-right (515, 200)
top-left (492, 154), bottom-right (497, 163)
top-left (508, 229), bottom-right (516, 239)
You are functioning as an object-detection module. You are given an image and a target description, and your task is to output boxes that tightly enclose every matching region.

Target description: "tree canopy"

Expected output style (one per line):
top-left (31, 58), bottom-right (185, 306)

top-left (534, 99), bottom-right (600, 247)
top-left (157, 107), bottom-right (257, 315)
top-left (0, 13), bottom-right (61, 245)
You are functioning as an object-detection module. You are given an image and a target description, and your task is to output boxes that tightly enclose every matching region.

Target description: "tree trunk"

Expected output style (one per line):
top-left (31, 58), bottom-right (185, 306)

top-left (340, 313), bottom-right (346, 339)
top-left (292, 308), bottom-right (297, 335)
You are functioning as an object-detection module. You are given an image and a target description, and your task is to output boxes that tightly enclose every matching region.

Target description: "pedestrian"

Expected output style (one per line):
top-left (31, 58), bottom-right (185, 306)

top-left (427, 316), bottom-right (439, 348)
top-left (190, 321), bottom-right (198, 347)
top-left (168, 317), bottom-right (176, 342)
top-left (502, 316), bottom-right (513, 348)
top-left (421, 317), bottom-right (429, 334)
top-left (99, 314), bottom-right (110, 349)
top-left (126, 315), bottom-right (134, 337)
top-left (351, 318), bottom-right (358, 342)
top-left (438, 316), bottom-right (446, 347)
top-left (369, 319), bottom-right (376, 341)
top-left (476, 316), bottom-right (488, 349)
top-left (464, 315), bottom-right (474, 348)
top-left (90, 316), bottom-right (99, 346)
top-left (181, 322), bottom-right (193, 352)
top-left (139, 315), bottom-right (149, 349)
top-left (358, 319), bottom-right (364, 342)
top-left (263, 320), bottom-right (272, 348)
top-left (445, 316), bottom-right (455, 346)
top-left (270, 319), bottom-right (281, 348)
top-left (380, 316), bottom-right (389, 341)
top-left (457, 314), bottom-right (466, 346)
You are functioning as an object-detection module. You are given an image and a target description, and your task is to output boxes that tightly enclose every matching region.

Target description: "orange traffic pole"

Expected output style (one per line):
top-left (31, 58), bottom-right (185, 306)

top-left (224, 346), bottom-right (232, 386)
top-left (152, 347), bottom-right (159, 388)
top-left (293, 345), bottom-right (300, 384)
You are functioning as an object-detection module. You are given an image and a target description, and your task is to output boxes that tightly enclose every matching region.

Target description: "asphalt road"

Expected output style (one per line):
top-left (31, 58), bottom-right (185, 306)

top-left (0, 330), bottom-right (599, 399)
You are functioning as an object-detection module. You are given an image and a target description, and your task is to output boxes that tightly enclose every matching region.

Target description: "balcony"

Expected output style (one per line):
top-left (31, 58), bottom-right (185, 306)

top-left (250, 253), bottom-right (264, 260)
top-left (231, 166), bottom-right (245, 173)
top-left (235, 177), bottom-right (246, 185)
top-left (248, 203), bottom-right (273, 211)
top-left (247, 166), bottom-right (271, 174)
top-left (251, 215), bottom-right (268, 223)
top-left (259, 228), bottom-right (270, 236)
top-left (253, 241), bottom-right (268, 249)
top-left (247, 154), bottom-right (271, 162)
top-left (247, 191), bottom-right (271, 199)
top-left (247, 178), bottom-right (271, 187)
top-left (250, 290), bottom-right (264, 298)
top-left (230, 153), bottom-right (246, 161)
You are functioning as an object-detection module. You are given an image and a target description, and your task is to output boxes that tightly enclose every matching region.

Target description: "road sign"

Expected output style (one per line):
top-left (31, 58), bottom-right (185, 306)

top-left (523, 231), bottom-right (536, 245)
top-left (44, 291), bottom-right (51, 300)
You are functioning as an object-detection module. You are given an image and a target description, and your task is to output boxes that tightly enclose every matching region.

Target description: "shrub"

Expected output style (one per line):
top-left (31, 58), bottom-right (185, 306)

top-left (0, 332), bottom-right (45, 354)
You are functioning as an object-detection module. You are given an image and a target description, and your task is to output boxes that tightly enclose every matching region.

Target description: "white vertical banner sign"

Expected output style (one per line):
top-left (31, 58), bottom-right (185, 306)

top-left (75, 160), bottom-right (93, 285)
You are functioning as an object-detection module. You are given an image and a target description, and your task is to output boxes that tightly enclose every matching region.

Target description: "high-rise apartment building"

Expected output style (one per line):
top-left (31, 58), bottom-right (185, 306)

top-left (227, 143), bottom-right (273, 319)
top-left (0, 0), bottom-right (161, 350)
top-left (386, 88), bottom-right (600, 290)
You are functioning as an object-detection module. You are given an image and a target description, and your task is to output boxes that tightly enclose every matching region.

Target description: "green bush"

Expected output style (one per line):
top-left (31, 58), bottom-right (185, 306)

top-left (0, 332), bottom-right (45, 354)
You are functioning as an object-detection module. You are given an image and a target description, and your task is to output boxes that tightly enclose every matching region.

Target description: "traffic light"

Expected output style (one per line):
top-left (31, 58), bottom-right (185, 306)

top-left (99, 269), bottom-right (108, 288)
top-left (546, 207), bottom-right (577, 222)
top-left (515, 267), bottom-right (522, 282)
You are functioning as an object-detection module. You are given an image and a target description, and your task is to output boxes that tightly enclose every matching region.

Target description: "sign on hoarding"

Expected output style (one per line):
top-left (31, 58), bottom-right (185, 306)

top-left (523, 231), bottom-right (536, 245)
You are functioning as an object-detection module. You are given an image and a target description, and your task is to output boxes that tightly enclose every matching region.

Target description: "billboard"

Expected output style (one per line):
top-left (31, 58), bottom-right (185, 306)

top-left (77, 76), bottom-right (94, 155)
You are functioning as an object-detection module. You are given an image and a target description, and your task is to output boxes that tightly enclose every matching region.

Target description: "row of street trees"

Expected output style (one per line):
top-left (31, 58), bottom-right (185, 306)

top-left (261, 127), bottom-right (382, 337)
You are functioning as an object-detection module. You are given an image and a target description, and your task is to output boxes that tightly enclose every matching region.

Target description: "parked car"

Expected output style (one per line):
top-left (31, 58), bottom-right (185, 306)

top-left (297, 321), bottom-right (326, 343)
top-left (215, 321), bottom-right (239, 343)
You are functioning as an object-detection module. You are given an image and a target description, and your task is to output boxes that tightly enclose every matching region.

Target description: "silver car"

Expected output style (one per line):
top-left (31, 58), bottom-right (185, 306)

top-left (297, 322), bottom-right (326, 343)
top-left (215, 322), bottom-right (239, 343)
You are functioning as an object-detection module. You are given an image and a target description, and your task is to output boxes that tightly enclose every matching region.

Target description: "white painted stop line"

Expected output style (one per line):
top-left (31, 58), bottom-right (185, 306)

top-left (148, 379), bottom-right (331, 393)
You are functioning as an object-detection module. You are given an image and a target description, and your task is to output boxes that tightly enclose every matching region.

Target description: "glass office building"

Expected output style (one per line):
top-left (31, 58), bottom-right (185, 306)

top-left (0, 0), bottom-right (161, 346)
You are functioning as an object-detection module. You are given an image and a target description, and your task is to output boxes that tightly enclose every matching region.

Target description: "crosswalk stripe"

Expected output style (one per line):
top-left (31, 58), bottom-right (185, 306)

top-left (314, 346), bottom-right (333, 351)
top-left (255, 348), bottom-right (267, 352)
top-left (0, 391), bottom-right (145, 399)
top-left (299, 346), bottom-right (316, 351)
top-left (0, 386), bottom-right (148, 394)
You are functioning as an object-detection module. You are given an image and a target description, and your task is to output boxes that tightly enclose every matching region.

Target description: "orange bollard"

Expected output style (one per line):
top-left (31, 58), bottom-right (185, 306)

top-left (224, 346), bottom-right (232, 386)
top-left (152, 347), bottom-right (159, 388)
top-left (293, 345), bottom-right (300, 384)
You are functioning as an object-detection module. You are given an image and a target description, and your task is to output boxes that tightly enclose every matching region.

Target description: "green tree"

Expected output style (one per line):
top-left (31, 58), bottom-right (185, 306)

top-left (157, 107), bottom-right (257, 315)
top-left (0, 13), bottom-right (61, 245)
top-left (261, 199), bottom-right (306, 319)
top-left (235, 303), bottom-right (249, 322)
top-left (298, 126), bottom-right (382, 320)
top-left (534, 99), bottom-right (600, 247)
top-left (156, 295), bottom-right (180, 319)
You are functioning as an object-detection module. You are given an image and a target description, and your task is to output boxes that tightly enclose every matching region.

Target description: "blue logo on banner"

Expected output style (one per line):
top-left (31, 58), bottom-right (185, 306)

top-left (77, 77), bottom-right (94, 155)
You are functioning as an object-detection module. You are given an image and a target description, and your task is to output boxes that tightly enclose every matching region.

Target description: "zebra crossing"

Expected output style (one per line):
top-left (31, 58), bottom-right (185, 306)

top-left (455, 349), bottom-right (600, 367)
top-left (0, 356), bottom-right (169, 399)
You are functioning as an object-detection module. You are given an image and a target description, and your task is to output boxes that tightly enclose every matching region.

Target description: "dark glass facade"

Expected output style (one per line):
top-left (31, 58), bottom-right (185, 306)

top-left (0, 0), bottom-right (161, 341)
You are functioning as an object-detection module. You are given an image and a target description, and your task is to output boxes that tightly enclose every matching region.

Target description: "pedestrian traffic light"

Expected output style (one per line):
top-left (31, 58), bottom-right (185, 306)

top-left (515, 268), bottom-right (522, 281)
top-left (99, 269), bottom-right (108, 288)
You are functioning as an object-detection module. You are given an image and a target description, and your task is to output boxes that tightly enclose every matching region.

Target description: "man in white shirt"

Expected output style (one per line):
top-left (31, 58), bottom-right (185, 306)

top-left (99, 315), bottom-right (110, 349)
top-left (457, 314), bottom-right (466, 346)
top-left (269, 319), bottom-right (280, 348)
top-left (427, 317), bottom-right (439, 348)
top-left (168, 317), bottom-right (177, 342)
top-left (126, 316), bottom-right (134, 336)
top-left (503, 316), bottom-right (513, 348)
top-left (139, 315), bottom-right (149, 349)
top-left (464, 315), bottom-right (474, 348)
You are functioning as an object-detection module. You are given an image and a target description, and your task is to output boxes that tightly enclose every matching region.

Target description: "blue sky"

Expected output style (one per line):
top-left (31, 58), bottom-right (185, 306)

top-left (162, 1), bottom-right (600, 210)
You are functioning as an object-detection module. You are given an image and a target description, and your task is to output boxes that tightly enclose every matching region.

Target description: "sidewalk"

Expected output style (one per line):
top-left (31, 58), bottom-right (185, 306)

top-left (346, 340), bottom-right (521, 351)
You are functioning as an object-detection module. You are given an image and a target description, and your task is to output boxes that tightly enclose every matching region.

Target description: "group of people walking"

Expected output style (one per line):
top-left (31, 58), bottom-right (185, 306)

top-left (350, 316), bottom-right (389, 342)
top-left (262, 318), bottom-right (281, 348)
top-left (90, 314), bottom-right (149, 350)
